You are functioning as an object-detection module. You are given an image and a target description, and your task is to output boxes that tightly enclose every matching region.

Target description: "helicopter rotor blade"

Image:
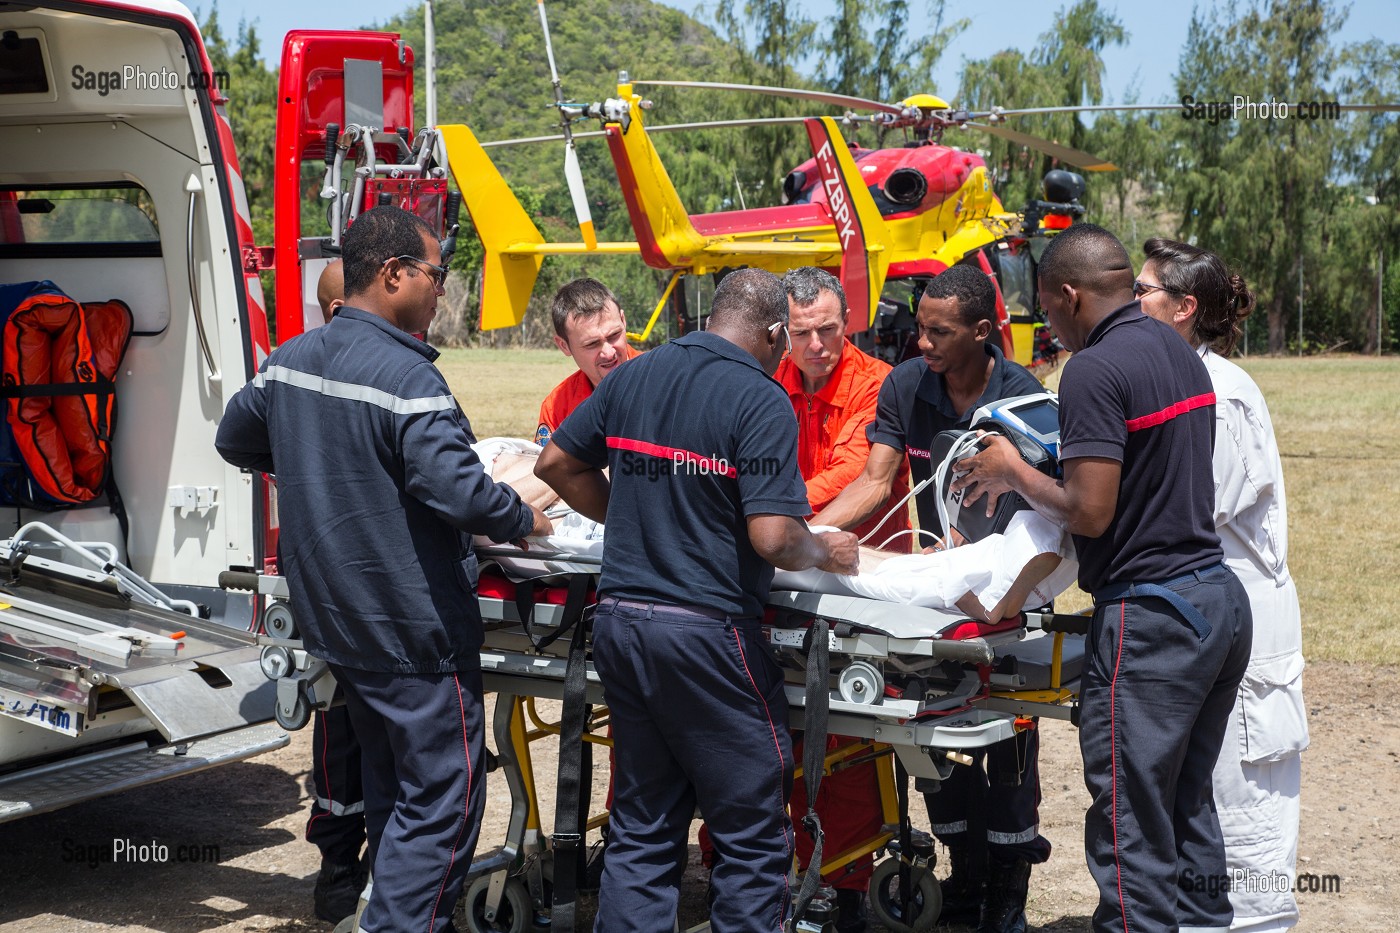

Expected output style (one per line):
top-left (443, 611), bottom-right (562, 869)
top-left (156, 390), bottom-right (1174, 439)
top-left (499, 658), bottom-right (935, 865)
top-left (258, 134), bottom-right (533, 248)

top-left (563, 143), bottom-right (596, 249)
top-left (964, 122), bottom-right (1118, 172)
top-left (480, 115), bottom-right (832, 148)
top-left (971, 101), bottom-right (1400, 122)
top-left (536, 0), bottom-right (596, 247)
top-left (632, 79), bottom-right (902, 115)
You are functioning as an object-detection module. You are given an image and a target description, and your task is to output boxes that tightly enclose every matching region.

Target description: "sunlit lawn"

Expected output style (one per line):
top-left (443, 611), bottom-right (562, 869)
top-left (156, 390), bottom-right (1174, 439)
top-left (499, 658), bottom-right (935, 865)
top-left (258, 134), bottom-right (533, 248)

top-left (441, 348), bottom-right (1400, 665)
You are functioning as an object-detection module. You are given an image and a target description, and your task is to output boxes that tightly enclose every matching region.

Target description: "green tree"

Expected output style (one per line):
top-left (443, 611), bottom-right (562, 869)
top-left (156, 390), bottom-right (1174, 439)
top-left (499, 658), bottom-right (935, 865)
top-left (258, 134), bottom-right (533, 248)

top-left (1164, 0), bottom-right (1345, 354)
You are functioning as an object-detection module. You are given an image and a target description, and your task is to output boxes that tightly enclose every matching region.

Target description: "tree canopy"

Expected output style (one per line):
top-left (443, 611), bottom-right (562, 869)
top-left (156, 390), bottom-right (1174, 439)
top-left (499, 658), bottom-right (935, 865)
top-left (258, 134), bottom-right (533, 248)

top-left (210, 0), bottom-right (1398, 354)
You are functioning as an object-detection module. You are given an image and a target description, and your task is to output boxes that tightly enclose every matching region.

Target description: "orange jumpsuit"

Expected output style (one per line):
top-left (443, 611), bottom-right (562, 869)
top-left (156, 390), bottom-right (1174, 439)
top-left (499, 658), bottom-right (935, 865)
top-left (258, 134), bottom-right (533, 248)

top-left (776, 341), bottom-right (909, 892)
top-left (536, 344), bottom-right (642, 445)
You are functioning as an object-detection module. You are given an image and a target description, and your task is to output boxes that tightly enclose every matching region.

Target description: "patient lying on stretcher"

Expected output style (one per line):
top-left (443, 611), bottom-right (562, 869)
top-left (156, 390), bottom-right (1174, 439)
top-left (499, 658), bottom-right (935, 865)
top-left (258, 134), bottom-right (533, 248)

top-left (474, 437), bottom-right (1078, 621)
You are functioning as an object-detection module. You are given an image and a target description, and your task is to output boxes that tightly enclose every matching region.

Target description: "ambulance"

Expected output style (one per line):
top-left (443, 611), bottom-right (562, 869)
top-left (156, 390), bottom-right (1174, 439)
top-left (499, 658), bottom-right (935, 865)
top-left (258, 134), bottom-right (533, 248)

top-left (0, 0), bottom-right (438, 819)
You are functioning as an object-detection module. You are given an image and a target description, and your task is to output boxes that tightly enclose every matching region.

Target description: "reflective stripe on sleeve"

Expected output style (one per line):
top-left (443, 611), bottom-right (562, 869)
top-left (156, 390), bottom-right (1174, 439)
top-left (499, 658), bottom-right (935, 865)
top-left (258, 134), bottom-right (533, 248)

top-left (255, 365), bottom-right (457, 416)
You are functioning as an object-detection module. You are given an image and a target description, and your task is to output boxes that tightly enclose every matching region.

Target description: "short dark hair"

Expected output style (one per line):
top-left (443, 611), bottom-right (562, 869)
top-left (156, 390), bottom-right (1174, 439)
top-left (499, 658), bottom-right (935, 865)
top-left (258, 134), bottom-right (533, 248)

top-left (551, 278), bottom-right (620, 339)
top-left (782, 267), bottom-right (847, 314)
top-left (923, 263), bottom-right (998, 328)
top-left (1144, 238), bottom-right (1255, 355)
top-left (1037, 222), bottom-right (1131, 295)
top-left (710, 268), bottom-right (787, 332)
top-left (342, 206), bottom-right (436, 297)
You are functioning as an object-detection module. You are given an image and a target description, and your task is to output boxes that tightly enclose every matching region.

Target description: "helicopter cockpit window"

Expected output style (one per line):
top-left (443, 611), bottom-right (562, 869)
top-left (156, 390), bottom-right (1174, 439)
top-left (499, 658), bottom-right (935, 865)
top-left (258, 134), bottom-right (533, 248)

top-left (994, 247), bottom-right (1037, 322)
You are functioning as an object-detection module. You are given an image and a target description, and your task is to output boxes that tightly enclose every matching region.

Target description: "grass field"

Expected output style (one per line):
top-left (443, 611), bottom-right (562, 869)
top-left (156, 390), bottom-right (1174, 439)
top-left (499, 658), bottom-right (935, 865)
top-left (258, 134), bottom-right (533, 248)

top-left (440, 348), bottom-right (1400, 665)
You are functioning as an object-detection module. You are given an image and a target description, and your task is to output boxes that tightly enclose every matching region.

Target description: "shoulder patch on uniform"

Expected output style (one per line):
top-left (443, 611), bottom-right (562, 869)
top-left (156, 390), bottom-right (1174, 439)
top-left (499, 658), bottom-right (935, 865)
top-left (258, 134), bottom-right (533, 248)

top-left (535, 424), bottom-right (551, 446)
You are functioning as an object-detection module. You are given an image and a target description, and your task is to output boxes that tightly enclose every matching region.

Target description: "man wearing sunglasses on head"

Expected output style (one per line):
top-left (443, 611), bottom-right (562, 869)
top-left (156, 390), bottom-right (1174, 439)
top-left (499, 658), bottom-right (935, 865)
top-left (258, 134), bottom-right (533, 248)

top-left (218, 205), bottom-right (552, 933)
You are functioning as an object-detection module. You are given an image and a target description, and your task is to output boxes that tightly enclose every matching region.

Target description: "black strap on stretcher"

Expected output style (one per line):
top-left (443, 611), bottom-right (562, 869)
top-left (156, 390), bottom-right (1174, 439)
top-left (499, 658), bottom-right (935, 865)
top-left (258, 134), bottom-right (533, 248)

top-left (534, 573), bottom-right (593, 933)
top-left (788, 617), bottom-right (831, 932)
top-left (513, 573), bottom-right (591, 652)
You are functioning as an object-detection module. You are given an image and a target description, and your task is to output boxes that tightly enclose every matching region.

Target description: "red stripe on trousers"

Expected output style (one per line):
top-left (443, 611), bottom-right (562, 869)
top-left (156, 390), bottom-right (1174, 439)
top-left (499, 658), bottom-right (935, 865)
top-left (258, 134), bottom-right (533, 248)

top-left (1111, 601), bottom-right (1132, 933)
top-left (428, 674), bottom-right (473, 932)
top-left (732, 628), bottom-right (791, 930)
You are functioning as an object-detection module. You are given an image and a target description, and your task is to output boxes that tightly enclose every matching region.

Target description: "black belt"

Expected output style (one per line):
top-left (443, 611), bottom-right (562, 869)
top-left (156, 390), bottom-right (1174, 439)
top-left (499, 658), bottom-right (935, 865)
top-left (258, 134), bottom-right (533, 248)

top-left (598, 596), bottom-right (753, 623)
top-left (1092, 563), bottom-right (1229, 641)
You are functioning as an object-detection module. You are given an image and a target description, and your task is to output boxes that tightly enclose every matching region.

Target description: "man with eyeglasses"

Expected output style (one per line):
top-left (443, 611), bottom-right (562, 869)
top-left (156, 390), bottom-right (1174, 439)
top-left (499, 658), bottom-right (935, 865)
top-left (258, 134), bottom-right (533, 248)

top-left (217, 205), bottom-right (552, 933)
top-left (951, 223), bottom-right (1251, 933)
top-left (537, 277), bottom-right (641, 446)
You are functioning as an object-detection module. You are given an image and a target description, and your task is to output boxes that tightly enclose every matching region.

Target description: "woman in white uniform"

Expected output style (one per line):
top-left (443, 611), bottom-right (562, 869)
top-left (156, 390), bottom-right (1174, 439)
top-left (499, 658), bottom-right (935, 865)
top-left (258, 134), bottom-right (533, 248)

top-left (1137, 238), bottom-right (1309, 932)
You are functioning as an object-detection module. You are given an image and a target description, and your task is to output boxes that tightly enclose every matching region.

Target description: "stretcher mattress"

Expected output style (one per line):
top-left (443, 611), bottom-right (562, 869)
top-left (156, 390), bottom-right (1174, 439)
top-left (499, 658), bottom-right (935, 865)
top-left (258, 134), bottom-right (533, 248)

top-left (471, 437), bottom-right (1080, 643)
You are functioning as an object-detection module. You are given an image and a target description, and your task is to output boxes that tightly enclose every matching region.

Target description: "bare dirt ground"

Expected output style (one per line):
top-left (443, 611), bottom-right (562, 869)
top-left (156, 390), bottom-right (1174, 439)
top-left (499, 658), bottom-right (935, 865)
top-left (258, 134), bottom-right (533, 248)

top-left (0, 659), bottom-right (1392, 932)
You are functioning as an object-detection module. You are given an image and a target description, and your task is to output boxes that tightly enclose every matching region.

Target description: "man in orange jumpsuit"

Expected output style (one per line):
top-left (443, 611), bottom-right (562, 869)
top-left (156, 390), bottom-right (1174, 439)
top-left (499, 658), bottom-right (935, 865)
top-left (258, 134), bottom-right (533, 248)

top-left (779, 267), bottom-right (909, 932)
top-left (536, 277), bottom-right (640, 446)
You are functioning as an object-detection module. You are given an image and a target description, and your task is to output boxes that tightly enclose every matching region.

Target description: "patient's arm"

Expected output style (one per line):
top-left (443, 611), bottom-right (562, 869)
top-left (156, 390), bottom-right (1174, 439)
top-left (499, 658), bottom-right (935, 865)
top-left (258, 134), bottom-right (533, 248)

top-left (857, 546), bottom-right (898, 574)
top-left (492, 452), bottom-right (561, 511)
top-left (955, 552), bottom-right (1064, 622)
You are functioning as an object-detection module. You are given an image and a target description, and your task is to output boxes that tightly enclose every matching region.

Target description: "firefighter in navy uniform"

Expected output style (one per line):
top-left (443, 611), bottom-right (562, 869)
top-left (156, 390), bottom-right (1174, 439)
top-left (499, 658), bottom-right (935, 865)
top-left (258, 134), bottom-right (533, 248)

top-left (217, 207), bottom-right (552, 933)
top-left (952, 223), bottom-right (1252, 933)
top-left (301, 259), bottom-right (366, 924)
top-left (536, 268), bottom-right (859, 933)
top-left (815, 263), bottom-right (1051, 933)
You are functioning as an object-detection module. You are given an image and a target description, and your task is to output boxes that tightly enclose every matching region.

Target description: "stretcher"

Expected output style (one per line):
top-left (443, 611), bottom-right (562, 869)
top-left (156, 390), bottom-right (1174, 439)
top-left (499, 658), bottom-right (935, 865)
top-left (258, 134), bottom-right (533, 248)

top-left (465, 547), bottom-right (1089, 932)
top-left (245, 531), bottom-right (1088, 933)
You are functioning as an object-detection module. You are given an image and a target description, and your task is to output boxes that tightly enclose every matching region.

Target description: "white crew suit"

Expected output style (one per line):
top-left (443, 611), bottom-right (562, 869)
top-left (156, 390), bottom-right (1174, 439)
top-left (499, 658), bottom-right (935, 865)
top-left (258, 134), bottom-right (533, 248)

top-left (1201, 348), bottom-right (1309, 932)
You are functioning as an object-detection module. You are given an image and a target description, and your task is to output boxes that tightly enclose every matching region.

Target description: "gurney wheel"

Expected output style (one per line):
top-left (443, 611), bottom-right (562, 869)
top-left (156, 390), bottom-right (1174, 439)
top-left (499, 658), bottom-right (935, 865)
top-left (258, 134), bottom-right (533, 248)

top-left (275, 681), bottom-right (312, 731)
top-left (464, 875), bottom-right (531, 933)
top-left (263, 600), bottom-right (297, 639)
top-left (868, 858), bottom-right (940, 933)
top-left (838, 660), bottom-right (885, 705)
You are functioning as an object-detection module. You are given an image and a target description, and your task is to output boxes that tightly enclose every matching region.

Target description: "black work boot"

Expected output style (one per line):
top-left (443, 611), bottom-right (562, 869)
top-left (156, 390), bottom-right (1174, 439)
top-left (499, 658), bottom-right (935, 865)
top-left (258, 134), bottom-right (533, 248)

top-left (835, 887), bottom-right (868, 933)
top-left (939, 844), bottom-right (986, 924)
top-left (977, 857), bottom-right (1031, 933)
top-left (314, 854), bottom-right (367, 924)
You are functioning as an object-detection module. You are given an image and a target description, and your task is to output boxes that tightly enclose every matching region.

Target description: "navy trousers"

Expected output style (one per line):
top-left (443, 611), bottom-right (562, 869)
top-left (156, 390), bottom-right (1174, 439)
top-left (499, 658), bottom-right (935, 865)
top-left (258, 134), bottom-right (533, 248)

top-left (925, 726), bottom-right (1052, 865)
top-left (591, 597), bottom-right (795, 933)
top-left (1080, 565), bottom-right (1252, 933)
top-left (305, 702), bottom-right (366, 864)
top-left (330, 664), bottom-right (487, 933)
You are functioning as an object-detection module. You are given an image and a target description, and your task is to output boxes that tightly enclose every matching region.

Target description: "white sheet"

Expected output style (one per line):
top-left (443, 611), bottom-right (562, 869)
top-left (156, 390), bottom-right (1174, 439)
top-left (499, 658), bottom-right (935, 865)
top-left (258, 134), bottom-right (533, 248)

top-left (773, 511), bottom-right (1078, 613)
top-left (472, 437), bottom-right (1078, 611)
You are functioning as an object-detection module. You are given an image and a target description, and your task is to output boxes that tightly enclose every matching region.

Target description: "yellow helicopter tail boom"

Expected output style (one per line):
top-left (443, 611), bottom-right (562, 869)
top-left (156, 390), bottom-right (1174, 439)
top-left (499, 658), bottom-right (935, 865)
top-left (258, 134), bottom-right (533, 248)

top-left (439, 124), bottom-right (545, 330)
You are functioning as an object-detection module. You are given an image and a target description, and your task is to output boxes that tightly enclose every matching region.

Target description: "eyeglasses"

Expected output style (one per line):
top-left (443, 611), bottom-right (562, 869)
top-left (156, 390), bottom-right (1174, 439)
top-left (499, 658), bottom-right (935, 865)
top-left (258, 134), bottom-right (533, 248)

top-left (388, 255), bottom-right (448, 288)
top-left (768, 319), bottom-right (792, 355)
top-left (1132, 279), bottom-right (1182, 299)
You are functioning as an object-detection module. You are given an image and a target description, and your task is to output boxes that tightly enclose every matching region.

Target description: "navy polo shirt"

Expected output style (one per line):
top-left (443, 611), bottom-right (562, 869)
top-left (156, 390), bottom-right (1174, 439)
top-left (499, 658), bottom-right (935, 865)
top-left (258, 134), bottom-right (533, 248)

top-left (867, 343), bottom-right (1042, 534)
top-left (550, 331), bottom-right (810, 618)
top-left (1058, 301), bottom-right (1222, 593)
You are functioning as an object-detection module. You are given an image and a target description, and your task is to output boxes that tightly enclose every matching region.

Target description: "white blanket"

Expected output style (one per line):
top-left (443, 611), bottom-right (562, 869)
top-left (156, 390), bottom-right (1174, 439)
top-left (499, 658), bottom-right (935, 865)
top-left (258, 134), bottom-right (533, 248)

top-left (472, 438), bottom-right (1078, 612)
top-left (773, 512), bottom-right (1078, 614)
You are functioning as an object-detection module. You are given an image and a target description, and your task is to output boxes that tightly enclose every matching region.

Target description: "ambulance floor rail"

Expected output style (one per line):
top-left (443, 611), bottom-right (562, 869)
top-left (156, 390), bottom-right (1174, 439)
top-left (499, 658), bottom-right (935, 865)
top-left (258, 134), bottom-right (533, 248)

top-left (7, 522), bottom-right (201, 616)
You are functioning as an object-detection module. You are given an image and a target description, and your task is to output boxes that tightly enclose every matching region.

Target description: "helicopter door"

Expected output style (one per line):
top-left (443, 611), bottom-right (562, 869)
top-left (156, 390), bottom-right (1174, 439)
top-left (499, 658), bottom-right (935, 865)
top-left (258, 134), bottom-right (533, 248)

top-left (272, 31), bottom-right (436, 343)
